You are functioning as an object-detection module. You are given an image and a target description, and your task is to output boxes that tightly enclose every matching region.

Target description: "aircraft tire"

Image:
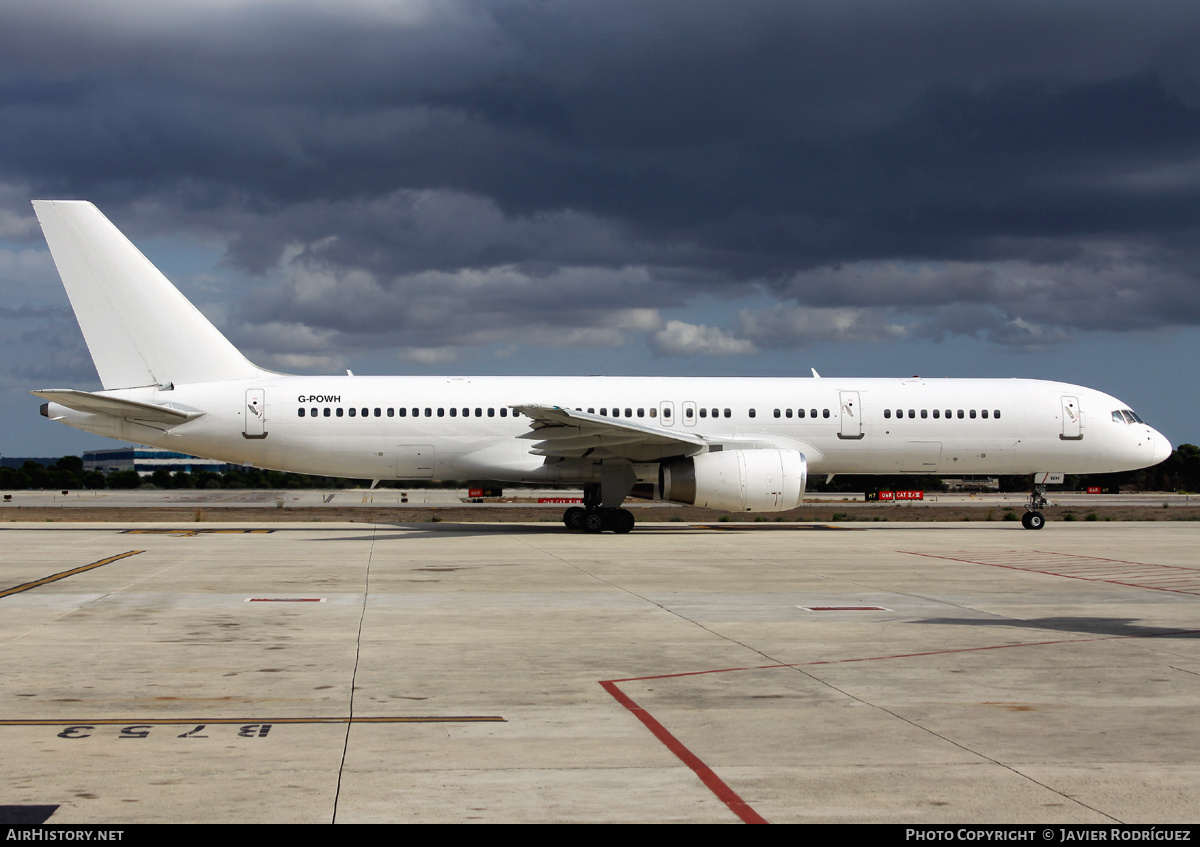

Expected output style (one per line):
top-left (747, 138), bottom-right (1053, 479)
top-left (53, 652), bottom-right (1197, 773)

top-left (583, 510), bottom-right (606, 533)
top-left (1022, 511), bottom-right (1045, 530)
top-left (563, 506), bottom-right (586, 530)
top-left (611, 509), bottom-right (635, 534)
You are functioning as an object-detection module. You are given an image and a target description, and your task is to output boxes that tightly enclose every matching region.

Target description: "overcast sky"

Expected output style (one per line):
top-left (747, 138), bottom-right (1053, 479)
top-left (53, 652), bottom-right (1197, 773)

top-left (3, 0), bottom-right (1200, 456)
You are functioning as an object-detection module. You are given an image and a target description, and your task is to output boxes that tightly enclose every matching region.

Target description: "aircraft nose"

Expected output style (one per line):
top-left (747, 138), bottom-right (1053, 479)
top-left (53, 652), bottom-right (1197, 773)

top-left (1151, 430), bottom-right (1172, 465)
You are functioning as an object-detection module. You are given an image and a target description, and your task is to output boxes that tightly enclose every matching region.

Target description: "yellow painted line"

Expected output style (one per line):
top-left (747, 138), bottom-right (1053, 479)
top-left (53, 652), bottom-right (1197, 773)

top-left (0, 716), bottom-right (505, 726)
top-left (122, 529), bottom-right (276, 537)
top-left (690, 523), bottom-right (857, 531)
top-left (0, 550), bottom-right (144, 599)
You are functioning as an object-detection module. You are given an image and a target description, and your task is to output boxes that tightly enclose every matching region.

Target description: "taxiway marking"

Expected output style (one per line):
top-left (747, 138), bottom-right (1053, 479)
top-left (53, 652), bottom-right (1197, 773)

top-left (0, 550), bottom-right (143, 599)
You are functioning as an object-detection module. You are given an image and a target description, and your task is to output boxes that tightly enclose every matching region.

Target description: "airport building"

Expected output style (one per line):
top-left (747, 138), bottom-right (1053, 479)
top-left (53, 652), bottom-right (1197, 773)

top-left (82, 446), bottom-right (230, 475)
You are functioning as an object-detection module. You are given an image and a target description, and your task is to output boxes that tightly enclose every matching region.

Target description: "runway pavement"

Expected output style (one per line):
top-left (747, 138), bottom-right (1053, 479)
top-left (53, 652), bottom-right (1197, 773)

top-left (2, 519), bottom-right (1199, 823)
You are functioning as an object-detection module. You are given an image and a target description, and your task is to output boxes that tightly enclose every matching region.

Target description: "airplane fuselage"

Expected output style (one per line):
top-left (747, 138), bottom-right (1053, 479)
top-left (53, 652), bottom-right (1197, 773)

top-left (44, 374), bottom-right (1171, 485)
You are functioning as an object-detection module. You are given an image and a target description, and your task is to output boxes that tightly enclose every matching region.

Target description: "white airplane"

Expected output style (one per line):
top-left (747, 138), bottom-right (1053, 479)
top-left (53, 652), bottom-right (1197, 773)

top-left (30, 200), bottom-right (1172, 532)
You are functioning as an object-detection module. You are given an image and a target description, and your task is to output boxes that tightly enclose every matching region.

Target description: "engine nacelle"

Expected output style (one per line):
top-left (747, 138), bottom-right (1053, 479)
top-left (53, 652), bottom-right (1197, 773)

top-left (659, 449), bottom-right (807, 512)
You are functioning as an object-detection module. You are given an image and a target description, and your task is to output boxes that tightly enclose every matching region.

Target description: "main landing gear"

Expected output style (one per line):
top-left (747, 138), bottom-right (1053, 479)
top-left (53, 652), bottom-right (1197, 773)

top-left (562, 483), bottom-right (635, 534)
top-left (1022, 482), bottom-right (1048, 530)
top-left (563, 506), bottom-right (635, 534)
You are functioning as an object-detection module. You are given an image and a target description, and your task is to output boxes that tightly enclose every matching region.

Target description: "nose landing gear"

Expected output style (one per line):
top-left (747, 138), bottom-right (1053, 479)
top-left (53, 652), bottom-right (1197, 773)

top-left (1022, 482), bottom-right (1048, 530)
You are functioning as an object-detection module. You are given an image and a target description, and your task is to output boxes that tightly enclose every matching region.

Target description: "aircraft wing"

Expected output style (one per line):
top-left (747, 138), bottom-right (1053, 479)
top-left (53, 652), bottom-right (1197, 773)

top-left (512, 404), bottom-right (706, 462)
top-left (31, 389), bottom-right (203, 425)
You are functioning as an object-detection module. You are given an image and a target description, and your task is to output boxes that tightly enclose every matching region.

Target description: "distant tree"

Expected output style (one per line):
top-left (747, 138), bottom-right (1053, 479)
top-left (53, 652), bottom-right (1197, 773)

top-left (106, 470), bottom-right (141, 489)
top-left (56, 455), bottom-right (84, 474)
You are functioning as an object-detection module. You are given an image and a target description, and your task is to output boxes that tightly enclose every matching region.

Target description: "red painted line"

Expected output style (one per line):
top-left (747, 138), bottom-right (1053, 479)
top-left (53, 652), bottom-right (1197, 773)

top-left (598, 680), bottom-right (767, 824)
top-left (601, 623), bottom-right (1200, 823)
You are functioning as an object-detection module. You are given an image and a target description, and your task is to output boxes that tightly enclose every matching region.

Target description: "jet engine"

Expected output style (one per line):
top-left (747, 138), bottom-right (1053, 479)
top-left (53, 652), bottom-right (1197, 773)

top-left (658, 449), bottom-right (807, 512)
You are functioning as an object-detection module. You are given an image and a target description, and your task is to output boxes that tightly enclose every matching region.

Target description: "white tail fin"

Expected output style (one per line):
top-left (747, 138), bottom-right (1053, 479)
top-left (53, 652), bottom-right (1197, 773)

top-left (33, 200), bottom-right (265, 389)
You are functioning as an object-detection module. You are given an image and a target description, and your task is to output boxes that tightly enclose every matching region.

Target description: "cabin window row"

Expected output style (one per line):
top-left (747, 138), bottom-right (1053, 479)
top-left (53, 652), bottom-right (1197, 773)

top-left (882, 408), bottom-right (1000, 420)
top-left (297, 407), bottom-right (518, 418)
top-left (579, 408), bottom-right (664, 418)
top-left (769, 408), bottom-right (833, 419)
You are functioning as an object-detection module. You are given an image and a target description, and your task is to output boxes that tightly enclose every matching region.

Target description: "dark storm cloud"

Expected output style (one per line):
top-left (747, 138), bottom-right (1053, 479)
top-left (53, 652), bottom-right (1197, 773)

top-left (3, 0), bottom-right (1200, 355)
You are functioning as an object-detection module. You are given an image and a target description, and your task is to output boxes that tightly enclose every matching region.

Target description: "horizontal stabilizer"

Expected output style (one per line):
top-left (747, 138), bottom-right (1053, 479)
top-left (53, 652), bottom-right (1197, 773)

top-left (31, 389), bottom-right (203, 425)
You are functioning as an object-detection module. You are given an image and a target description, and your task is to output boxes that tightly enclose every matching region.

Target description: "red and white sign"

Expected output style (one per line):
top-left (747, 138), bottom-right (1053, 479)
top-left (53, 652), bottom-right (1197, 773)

top-left (894, 490), bottom-right (924, 500)
top-left (468, 488), bottom-right (483, 498)
top-left (1087, 486), bottom-right (1102, 494)
top-left (538, 497), bottom-right (583, 504)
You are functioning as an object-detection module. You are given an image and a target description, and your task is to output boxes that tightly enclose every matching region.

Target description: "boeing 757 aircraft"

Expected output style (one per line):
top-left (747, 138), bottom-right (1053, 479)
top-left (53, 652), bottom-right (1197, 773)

top-left (30, 201), bottom-right (1172, 532)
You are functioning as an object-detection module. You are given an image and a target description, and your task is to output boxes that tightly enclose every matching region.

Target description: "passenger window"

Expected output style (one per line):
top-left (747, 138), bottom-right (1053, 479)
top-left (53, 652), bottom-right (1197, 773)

top-left (884, 409), bottom-right (891, 419)
top-left (932, 409), bottom-right (940, 419)
top-left (822, 409), bottom-right (830, 418)
top-left (749, 409), bottom-right (756, 418)
top-left (600, 408), bottom-right (607, 416)
top-left (896, 409), bottom-right (903, 418)
top-left (587, 408), bottom-right (594, 414)
top-left (625, 408), bottom-right (633, 417)
top-left (323, 408), bottom-right (331, 417)
top-left (488, 408), bottom-right (495, 417)
top-left (500, 408), bottom-right (508, 417)
top-left (969, 409), bottom-right (976, 419)
top-left (348, 408), bottom-right (356, 417)
top-left (921, 409), bottom-right (928, 418)
top-left (298, 408), bottom-right (305, 417)
top-left (724, 409), bottom-right (731, 418)
top-left (336, 408), bottom-right (344, 417)
top-left (957, 410), bottom-right (964, 419)
top-left (699, 408), bottom-right (707, 418)
top-left (798, 409), bottom-right (805, 418)
top-left (449, 408), bottom-right (457, 417)
top-left (437, 408), bottom-right (444, 417)
top-left (650, 408), bottom-right (657, 418)
top-left (311, 407), bottom-right (316, 417)
top-left (810, 409), bottom-right (817, 418)
top-left (463, 408), bottom-right (469, 417)
top-left (663, 407), bottom-right (672, 418)
top-left (637, 408), bottom-right (644, 417)
top-left (908, 409), bottom-right (915, 419)
top-left (994, 410), bottom-right (1001, 419)
top-left (362, 408), bottom-right (368, 417)
top-left (981, 409), bottom-right (988, 419)
top-left (785, 409), bottom-right (793, 418)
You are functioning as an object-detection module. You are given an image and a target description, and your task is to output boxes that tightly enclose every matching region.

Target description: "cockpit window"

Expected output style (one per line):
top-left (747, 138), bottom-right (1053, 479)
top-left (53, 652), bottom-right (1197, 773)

top-left (1113, 409), bottom-right (1145, 424)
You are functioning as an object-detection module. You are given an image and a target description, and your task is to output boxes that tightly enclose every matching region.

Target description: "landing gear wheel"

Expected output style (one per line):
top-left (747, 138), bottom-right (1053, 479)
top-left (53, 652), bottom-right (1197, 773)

top-left (563, 506), bottom-right (586, 530)
top-left (611, 509), bottom-right (635, 534)
top-left (583, 510), bottom-right (606, 533)
top-left (1021, 511), bottom-right (1045, 530)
